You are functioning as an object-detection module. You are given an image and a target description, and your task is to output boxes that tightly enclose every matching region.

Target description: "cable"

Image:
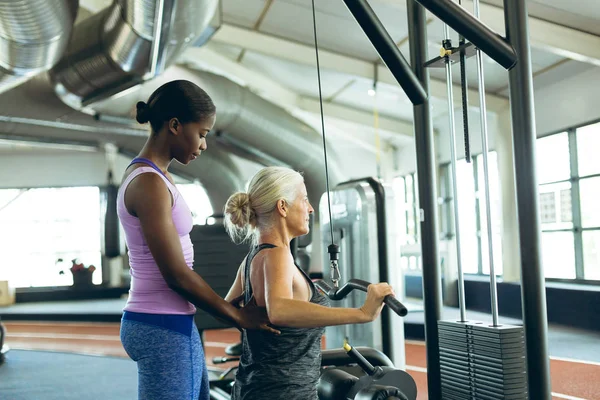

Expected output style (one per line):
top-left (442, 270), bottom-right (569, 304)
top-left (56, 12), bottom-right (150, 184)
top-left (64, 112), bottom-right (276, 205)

top-left (311, 0), bottom-right (334, 246)
top-left (311, 0), bottom-right (341, 288)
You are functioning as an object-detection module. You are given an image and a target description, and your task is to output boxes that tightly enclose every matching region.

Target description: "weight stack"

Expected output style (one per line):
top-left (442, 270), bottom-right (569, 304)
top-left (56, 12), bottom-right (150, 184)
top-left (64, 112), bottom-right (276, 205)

top-left (438, 320), bottom-right (528, 399)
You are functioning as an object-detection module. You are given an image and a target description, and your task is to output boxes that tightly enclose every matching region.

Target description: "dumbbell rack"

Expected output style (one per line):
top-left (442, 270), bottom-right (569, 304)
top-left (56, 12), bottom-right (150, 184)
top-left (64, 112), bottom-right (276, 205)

top-left (439, 321), bottom-right (528, 399)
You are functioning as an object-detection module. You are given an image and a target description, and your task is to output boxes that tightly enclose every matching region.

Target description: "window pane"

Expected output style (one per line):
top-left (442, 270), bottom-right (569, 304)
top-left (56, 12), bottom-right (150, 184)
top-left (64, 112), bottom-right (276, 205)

top-left (536, 133), bottom-right (570, 184)
top-left (0, 187), bottom-right (102, 287)
top-left (541, 231), bottom-right (576, 279)
top-left (456, 160), bottom-right (479, 274)
top-left (409, 256), bottom-right (418, 271)
top-left (393, 176), bottom-right (409, 246)
top-left (413, 174), bottom-right (420, 241)
top-left (405, 175), bottom-right (418, 244)
top-left (538, 182), bottom-right (573, 230)
top-left (176, 183), bottom-right (213, 225)
top-left (583, 230), bottom-right (600, 280)
top-left (477, 153), bottom-right (503, 276)
top-left (580, 177), bottom-right (600, 228)
top-left (577, 123), bottom-right (600, 177)
top-left (400, 256), bottom-right (409, 271)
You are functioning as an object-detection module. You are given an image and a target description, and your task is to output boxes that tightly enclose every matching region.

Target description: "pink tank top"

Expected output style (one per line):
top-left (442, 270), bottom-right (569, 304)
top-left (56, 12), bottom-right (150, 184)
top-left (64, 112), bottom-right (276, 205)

top-left (117, 166), bottom-right (196, 315)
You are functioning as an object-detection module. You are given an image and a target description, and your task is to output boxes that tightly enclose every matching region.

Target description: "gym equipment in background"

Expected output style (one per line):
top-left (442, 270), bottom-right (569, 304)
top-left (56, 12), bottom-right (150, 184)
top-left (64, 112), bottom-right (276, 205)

top-left (318, 178), bottom-right (405, 367)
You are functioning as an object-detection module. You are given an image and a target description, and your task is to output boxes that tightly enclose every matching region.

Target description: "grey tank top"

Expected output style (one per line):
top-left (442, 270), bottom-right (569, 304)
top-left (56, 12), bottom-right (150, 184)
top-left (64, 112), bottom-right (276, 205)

top-left (232, 243), bottom-right (330, 400)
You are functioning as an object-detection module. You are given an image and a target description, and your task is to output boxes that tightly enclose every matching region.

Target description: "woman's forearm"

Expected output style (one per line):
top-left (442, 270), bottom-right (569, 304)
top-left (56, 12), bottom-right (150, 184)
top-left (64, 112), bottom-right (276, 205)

top-left (168, 270), bottom-right (241, 327)
top-left (268, 297), bottom-right (368, 328)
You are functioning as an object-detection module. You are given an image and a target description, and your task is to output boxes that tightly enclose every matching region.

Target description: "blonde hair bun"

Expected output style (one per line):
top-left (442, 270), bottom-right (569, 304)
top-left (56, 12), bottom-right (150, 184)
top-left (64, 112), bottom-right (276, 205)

top-left (224, 191), bottom-right (256, 234)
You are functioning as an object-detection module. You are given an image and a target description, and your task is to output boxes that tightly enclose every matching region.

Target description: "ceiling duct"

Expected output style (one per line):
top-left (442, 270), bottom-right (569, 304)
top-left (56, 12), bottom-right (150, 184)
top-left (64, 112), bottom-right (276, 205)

top-left (90, 66), bottom-right (344, 204)
top-left (49, 0), bottom-right (218, 109)
top-left (0, 0), bottom-right (79, 95)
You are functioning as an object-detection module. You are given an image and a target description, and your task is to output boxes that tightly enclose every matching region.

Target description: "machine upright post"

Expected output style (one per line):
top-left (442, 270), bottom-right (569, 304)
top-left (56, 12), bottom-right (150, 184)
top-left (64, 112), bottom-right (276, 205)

top-left (504, 0), bottom-right (552, 397)
top-left (406, 1), bottom-right (443, 398)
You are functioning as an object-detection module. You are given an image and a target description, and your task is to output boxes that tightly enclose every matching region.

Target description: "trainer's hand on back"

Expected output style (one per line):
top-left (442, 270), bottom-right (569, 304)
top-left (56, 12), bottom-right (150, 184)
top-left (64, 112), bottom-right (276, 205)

top-left (237, 297), bottom-right (281, 335)
top-left (229, 293), bottom-right (245, 309)
top-left (359, 283), bottom-right (395, 322)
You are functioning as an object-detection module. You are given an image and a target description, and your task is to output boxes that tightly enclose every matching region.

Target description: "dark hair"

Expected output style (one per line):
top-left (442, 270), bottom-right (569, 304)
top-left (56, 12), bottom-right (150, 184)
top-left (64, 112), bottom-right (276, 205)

top-left (135, 80), bottom-right (216, 133)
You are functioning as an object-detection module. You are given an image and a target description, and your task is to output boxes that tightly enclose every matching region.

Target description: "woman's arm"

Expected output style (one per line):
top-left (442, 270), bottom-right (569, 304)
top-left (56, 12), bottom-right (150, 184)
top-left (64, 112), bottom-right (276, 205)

top-left (126, 173), bottom-right (246, 327)
top-left (263, 248), bottom-right (391, 328)
top-left (225, 261), bottom-right (245, 303)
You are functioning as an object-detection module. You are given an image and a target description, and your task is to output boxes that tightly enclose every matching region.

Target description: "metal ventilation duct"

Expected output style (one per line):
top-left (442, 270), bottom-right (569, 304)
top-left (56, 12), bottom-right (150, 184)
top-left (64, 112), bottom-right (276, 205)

top-left (49, 0), bottom-right (218, 108)
top-left (90, 65), bottom-right (344, 204)
top-left (0, 0), bottom-right (78, 94)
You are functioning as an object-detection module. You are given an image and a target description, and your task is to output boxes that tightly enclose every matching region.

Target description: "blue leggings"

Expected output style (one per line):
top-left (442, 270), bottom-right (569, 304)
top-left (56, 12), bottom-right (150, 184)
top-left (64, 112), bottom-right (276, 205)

top-left (120, 311), bottom-right (209, 400)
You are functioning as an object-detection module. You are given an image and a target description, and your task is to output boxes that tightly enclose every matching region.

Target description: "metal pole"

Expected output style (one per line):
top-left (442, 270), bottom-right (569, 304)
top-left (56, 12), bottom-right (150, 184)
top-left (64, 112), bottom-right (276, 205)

top-left (415, 0), bottom-right (516, 69)
top-left (149, 0), bottom-right (165, 78)
top-left (473, 0), bottom-right (500, 327)
top-left (407, 1), bottom-right (443, 398)
top-left (503, 0), bottom-right (552, 397)
top-left (442, 23), bottom-right (467, 322)
top-left (341, 0), bottom-right (427, 105)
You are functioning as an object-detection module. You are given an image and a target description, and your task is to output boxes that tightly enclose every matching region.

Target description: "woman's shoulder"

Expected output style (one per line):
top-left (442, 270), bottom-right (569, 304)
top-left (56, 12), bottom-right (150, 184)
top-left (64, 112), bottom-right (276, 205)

top-left (255, 246), bottom-right (294, 268)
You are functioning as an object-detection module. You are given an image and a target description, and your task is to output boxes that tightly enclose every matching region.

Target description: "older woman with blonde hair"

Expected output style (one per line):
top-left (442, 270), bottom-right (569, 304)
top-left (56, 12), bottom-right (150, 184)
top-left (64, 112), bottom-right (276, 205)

top-left (223, 166), bottom-right (394, 400)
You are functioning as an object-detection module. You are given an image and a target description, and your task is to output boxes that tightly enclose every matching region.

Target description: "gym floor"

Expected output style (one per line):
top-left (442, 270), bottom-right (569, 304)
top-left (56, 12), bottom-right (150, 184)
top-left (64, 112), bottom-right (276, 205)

top-left (2, 321), bottom-right (599, 399)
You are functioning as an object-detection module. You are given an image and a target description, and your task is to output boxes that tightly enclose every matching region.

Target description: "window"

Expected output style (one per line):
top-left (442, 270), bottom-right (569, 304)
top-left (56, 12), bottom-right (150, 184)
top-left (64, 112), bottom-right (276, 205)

top-left (398, 121), bottom-right (600, 283)
top-left (577, 122), bottom-right (600, 177)
top-left (575, 123), bottom-right (600, 281)
top-left (583, 230), bottom-right (600, 280)
top-left (533, 123), bottom-right (600, 282)
top-left (176, 182), bottom-right (214, 225)
top-left (405, 174), bottom-right (419, 245)
top-left (541, 231), bottom-right (576, 279)
top-left (438, 152), bottom-right (502, 276)
top-left (539, 182), bottom-right (573, 231)
top-left (477, 153), bottom-right (503, 276)
top-left (579, 177), bottom-right (600, 228)
top-left (455, 159), bottom-right (479, 274)
top-left (393, 174), bottom-right (419, 247)
top-left (536, 132), bottom-right (570, 184)
top-left (579, 175), bottom-right (600, 280)
top-left (536, 133), bottom-right (577, 279)
top-left (0, 187), bottom-right (102, 287)
top-left (393, 174), bottom-right (421, 272)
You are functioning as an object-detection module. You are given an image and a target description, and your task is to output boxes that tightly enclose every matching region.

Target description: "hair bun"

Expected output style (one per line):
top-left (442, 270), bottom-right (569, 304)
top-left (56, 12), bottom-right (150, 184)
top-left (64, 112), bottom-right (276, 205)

top-left (225, 192), bottom-right (255, 229)
top-left (135, 101), bottom-right (150, 124)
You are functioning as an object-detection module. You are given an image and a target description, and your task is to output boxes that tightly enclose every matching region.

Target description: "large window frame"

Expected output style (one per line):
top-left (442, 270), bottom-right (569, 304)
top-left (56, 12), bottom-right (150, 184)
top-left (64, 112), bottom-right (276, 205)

top-left (398, 117), bottom-right (600, 284)
top-left (438, 152), bottom-right (502, 276)
top-left (2, 178), bottom-right (214, 291)
top-left (0, 185), bottom-right (104, 288)
top-left (539, 120), bottom-right (600, 284)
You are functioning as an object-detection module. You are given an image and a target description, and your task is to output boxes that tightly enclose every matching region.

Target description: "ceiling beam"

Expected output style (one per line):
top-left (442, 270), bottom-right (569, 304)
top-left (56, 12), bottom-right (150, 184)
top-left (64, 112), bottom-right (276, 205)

top-left (373, 0), bottom-right (600, 67)
top-left (179, 45), bottom-right (299, 106)
top-left (210, 23), bottom-right (508, 112)
top-left (179, 46), bottom-right (415, 138)
top-left (298, 97), bottom-right (414, 138)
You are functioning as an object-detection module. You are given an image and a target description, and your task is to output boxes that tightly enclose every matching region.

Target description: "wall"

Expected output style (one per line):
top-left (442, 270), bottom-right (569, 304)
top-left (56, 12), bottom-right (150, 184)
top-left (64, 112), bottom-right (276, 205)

top-left (0, 148), bottom-right (192, 189)
top-left (533, 61), bottom-right (600, 136)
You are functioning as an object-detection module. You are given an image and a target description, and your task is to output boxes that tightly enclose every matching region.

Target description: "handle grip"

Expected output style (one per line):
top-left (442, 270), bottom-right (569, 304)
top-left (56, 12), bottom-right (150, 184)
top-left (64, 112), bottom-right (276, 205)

top-left (384, 296), bottom-right (408, 317)
top-left (315, 279), bottom-right (408, 317)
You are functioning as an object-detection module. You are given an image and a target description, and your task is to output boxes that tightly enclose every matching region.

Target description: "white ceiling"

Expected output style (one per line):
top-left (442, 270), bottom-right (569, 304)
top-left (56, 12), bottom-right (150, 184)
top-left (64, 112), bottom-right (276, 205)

top-left (211, 0), bottom-right (597, 130)
top-left (482, 0), bottom-right (600, 36)
top-left (13, 0), bottom-right (600, 159)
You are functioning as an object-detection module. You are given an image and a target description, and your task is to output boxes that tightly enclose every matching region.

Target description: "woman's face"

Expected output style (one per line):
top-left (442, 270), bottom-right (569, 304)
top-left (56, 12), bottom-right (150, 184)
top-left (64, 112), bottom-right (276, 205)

top-left (286, 183), bottom-right (314, 238)
top-left (172, 113), bottom-right (216, 165)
